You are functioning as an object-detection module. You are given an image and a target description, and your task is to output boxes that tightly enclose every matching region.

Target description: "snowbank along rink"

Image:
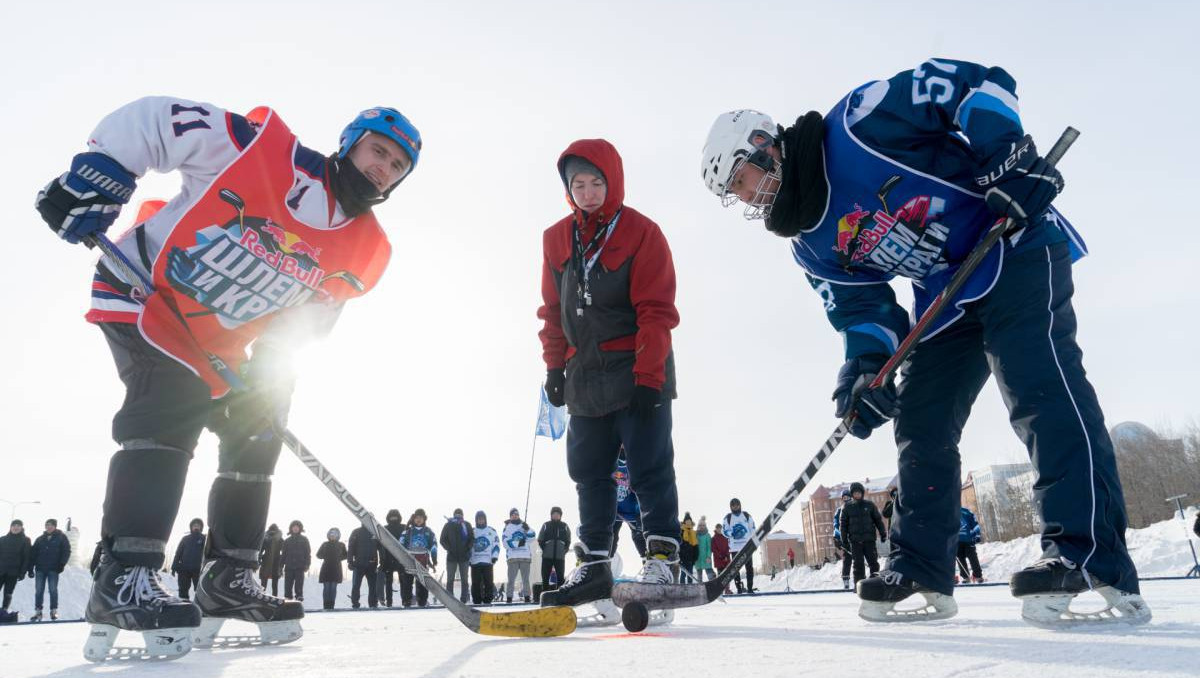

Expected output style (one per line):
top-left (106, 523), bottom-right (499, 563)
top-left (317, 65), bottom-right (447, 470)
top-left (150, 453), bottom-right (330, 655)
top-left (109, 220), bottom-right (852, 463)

top-left (1, 579), bottom-right (1195, 678)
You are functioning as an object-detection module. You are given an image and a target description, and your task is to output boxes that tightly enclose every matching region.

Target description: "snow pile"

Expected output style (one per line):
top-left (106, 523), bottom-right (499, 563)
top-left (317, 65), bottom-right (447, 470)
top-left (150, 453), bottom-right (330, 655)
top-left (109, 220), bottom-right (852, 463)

top-left (757, 507), bottom-right (1199, 593)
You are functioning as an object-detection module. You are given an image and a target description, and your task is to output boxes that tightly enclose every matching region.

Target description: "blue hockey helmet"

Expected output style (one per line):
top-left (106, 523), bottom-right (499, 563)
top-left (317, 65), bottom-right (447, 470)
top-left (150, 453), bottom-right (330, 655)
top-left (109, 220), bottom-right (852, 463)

top-left (338, 107), bottom-right (422, 179)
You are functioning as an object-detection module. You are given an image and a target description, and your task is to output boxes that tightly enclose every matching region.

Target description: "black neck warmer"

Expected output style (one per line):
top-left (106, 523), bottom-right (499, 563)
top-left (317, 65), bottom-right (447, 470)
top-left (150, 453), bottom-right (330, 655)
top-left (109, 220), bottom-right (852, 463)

top-left (765, 111), bottom-right (828, 238)
top-left (328, 154), bottom-right (384, 218)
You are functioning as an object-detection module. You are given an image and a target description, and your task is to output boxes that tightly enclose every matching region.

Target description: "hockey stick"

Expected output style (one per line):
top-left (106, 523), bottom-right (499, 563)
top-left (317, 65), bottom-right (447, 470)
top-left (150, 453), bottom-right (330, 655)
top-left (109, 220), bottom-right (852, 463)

top-left (613, 126), bottom-right (1080, 612)
top-left (86, 234), bottom-right (577, 637)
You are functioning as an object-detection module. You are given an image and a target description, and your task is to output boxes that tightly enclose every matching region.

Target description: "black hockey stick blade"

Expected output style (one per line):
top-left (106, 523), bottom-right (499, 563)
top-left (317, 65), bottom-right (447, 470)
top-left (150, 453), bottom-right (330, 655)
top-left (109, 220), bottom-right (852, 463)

top-left (611, 579), bottom-right (712, 610)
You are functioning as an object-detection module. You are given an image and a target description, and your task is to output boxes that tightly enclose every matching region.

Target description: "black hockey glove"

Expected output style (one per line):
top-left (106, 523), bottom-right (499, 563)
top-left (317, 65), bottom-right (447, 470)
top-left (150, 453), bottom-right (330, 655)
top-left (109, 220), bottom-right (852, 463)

top-left (628, 385), bottom-right (663, 420)
top-left (544, 368), bottom-right (565, 408)
top-left (975, 135), bottom-right (1064, 225)
top-left (36, 152), bottom-right (137, 244)
top-left (833, 355), bottom-right (898, 440)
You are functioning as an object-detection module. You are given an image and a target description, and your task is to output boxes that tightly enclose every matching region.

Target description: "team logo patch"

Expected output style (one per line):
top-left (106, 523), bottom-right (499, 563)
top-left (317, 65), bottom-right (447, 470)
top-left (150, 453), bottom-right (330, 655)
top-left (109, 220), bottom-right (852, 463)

top-left (832, 175), bottom-right (952, 279)
top-left (163, 188), bottom-right (360, 329)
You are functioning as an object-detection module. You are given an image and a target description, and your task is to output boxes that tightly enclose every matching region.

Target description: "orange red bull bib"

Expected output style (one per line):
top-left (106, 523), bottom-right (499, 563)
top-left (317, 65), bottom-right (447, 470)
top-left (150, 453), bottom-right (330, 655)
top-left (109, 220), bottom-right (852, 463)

top-left (139, 107), bottom-right (390, 395)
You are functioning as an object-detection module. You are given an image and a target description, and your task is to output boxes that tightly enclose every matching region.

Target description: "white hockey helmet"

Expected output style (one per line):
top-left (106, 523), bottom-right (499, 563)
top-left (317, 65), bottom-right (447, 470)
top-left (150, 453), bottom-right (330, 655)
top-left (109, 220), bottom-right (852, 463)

top-left (701, 109), bottom-right (779, 204)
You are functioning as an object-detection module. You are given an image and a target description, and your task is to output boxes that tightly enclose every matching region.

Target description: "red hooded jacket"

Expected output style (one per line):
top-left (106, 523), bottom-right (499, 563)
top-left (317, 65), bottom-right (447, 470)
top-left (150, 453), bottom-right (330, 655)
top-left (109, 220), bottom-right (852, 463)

top-left (537, 139), bottom-right (679, 416)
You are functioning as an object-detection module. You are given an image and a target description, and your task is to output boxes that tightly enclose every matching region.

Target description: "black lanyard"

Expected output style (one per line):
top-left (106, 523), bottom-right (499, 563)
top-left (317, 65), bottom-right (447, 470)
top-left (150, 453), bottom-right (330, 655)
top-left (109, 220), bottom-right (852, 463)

top-left (570, 210), bottom-right (621, 317)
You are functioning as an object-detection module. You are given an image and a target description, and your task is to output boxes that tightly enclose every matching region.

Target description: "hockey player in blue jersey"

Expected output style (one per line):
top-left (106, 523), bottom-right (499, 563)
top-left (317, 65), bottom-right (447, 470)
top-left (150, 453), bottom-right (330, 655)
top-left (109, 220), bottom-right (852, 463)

top-left (701, 58), bottom-right (1149, 628)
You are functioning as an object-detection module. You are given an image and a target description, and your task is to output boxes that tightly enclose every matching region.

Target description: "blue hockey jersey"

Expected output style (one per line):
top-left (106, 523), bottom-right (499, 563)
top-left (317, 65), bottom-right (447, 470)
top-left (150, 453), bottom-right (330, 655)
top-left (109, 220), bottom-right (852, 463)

top-left (796, 58), bottom-right (1087, 360)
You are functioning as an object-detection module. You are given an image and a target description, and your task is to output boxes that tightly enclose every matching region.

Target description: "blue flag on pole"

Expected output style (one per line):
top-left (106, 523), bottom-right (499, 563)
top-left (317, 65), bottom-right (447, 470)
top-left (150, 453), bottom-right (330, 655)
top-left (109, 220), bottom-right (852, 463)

top-left (535, 386), bottom-right (567, 440)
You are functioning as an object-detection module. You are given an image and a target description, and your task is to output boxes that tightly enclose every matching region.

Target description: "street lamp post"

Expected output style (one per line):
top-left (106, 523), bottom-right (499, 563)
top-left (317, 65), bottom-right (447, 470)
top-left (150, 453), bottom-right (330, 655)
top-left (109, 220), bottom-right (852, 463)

top-left (0, 499), bottom-right (42, 524)
top-left (1165, 494), bottom-right (1200, 578)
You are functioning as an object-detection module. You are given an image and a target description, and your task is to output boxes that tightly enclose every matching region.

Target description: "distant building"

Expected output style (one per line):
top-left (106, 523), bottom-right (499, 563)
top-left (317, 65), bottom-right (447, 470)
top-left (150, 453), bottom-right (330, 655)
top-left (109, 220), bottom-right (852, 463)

top-left (967, 463), bottom-right (1038, 542)
top-left (761, 531), bottom-right (804, 573)
top-left (800, 476), bottom-right (896, 566)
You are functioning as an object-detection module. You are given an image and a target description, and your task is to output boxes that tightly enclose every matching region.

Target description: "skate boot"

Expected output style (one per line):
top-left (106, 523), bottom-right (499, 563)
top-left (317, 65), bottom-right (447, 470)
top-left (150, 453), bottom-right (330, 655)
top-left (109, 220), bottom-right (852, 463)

top-left (540, 549), bottom-right (613, 608)
top-left (857, 570), bottom-right (957, 622)
top-left (1010, 557), bottom-right (1151, 628)
top-left (83, 557), bottom-right (201, 662)
top-left (50, 609), bottom-right (58, 621)
top-left (193, 558), bottom-right (304, 648)
top-left (31, 609), bottom-right (43, 622)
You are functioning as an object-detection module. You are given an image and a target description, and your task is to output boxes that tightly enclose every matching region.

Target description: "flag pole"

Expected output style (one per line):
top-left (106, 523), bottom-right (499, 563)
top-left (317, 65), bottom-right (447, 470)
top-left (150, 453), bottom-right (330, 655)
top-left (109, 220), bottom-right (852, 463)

top-left (524, 429), bottom-right (538, 520)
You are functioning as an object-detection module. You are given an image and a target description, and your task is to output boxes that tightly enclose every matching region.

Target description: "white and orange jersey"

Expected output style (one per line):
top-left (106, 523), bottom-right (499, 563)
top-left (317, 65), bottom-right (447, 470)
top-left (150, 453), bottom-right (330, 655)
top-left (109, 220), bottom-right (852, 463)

top-left (85, 97), bottom-right (390, 395)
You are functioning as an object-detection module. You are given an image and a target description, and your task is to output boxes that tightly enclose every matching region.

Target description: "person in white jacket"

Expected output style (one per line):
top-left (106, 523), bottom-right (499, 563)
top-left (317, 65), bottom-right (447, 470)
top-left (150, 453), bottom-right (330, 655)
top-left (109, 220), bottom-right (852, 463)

top-left (501, 508), bottom-right (536, 603)
top-left (722, 498), bottom-right (757, 593)
top-left (469, 511), bottom-right (500, 604)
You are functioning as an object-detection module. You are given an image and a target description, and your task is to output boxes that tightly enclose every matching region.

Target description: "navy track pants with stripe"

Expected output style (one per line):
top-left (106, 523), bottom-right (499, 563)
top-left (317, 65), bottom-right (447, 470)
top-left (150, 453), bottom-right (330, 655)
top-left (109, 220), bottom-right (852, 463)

top-left (888, 242), bottom-right (1138, 596)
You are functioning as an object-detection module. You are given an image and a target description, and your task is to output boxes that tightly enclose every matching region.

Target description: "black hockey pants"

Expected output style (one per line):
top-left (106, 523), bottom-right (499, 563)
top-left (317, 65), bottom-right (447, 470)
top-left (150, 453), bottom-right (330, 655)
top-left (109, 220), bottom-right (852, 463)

top-left (888, 243), bottom-right (1138, 596)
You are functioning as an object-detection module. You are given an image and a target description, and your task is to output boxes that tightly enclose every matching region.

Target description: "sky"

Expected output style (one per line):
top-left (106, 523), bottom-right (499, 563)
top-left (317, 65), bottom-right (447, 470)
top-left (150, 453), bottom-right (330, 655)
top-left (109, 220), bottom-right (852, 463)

top-left (1, 1), bottom-right (1198, 569)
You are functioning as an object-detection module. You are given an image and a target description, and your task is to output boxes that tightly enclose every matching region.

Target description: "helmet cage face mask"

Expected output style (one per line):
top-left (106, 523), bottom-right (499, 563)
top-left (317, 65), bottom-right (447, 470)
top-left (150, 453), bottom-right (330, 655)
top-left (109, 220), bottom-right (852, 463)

top-left (722, 128), bottom-right (782, 220)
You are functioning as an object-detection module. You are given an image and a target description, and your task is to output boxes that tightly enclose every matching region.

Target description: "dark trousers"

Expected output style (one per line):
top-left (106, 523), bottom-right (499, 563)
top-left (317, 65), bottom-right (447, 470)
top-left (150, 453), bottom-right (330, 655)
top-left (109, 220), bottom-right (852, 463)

top-left (849, 540), bottom-right (880, 584)
top-left (889, 243), bottom-right (1138, 595)
top-left (260, 574), bottom-right (280, 596)
top-left (541, 558), bottom-right (566, 590)
top-left (0, 575), bottom-right (17, 609)
top-left (471, 563), bottom-right (495, 604)
top-left (446, 559), bottom-right (469, 601)
top-left (730, 553), bottom-right (753, 592)
top-left (400, 554), bottom-right (430, 607)
top-left (322, 581), bottom-right (338, 609)
top-left (351, 565), bottom-right (378, 608)
top-left (99, 322), bottom-right (287, 568)
top-left (176, 570), bottom-right (199, 600)
top-left (378, 569), bottom-right (396, 606)
top-left (34, 569), bottom-right (59, 610)
top-left (956, 543), bottom-right (983, 580)
top-left (611, 521), bottom-right (646, 557)
top-left (841, 548), bottom-right (852, 579)
top-left (567, 402), bottom-right (680, 553)
top-left (284, 567), bottom-right (304, 600)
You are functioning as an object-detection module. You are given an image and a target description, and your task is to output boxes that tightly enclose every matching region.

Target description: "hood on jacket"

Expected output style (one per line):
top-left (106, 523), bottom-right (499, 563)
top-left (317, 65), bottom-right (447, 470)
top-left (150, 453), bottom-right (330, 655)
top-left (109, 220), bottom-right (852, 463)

top-left (289, 520), bottom-right (304, 533)
top-left (557, 139), bottom-right (625, 229)
top-left (327, 527), bottom-right (341, 540)
top-left (850, 482), bottom-right (866, 497)
top-left (386, 509), bottom-right (402, 524)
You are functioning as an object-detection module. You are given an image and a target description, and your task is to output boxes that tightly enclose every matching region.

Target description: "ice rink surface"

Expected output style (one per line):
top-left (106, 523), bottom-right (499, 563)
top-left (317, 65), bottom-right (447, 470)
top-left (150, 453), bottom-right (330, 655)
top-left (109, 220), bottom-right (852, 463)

top-left (2, 579), bottom-right (1197, 678)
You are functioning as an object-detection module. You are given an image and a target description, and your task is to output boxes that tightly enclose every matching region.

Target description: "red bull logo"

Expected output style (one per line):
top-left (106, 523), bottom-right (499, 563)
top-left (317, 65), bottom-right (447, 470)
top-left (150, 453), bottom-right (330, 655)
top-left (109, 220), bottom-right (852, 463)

top-left (257, 219), bottom-right (322, 262)
top-left (834, 204), bottom-right (871, 255)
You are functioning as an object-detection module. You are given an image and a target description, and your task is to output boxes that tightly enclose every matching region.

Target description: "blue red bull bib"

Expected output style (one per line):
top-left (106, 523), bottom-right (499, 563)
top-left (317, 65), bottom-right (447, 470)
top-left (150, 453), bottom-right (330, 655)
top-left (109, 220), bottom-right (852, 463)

top-left (140, 107), bottom-right (390, 395)
top-left (791, 91), bottom-right (1084, 337)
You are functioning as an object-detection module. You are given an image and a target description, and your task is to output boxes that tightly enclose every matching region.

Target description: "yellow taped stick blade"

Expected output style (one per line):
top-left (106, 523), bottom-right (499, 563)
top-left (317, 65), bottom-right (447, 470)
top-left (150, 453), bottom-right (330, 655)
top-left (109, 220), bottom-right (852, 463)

top-left (476, 606), bottom-right (577, 637)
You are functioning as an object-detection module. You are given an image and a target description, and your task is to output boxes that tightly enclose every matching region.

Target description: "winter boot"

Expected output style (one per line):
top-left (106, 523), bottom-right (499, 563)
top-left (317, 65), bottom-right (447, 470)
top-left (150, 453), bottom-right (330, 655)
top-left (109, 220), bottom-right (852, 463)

top-left (842, 577), bottom-right (851, 591)
top-left (83, 557), bottom-right (201, 661)
top-left (31, 609), bottom-right (43, 622)
top-left (1010, 557), bottom-right (1150, 628)
top-left (193, 558), bottom-right (304, 648)
top-left (50, 609), bottom-right (59, 621)
top-left (856, 570), bottom-right (957, 622)
top-left (540, 550), bottom-right (613, 607)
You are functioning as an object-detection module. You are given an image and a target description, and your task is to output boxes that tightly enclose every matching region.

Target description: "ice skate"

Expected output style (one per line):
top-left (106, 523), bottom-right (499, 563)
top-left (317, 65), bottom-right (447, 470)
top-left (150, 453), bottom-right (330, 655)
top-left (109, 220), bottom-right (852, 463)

top-left (637, 536), bottom-right (680, 585)
top-left (1010, 557), bottom-right (1151, 629)
top-left (193, 558), bottom-right (304, 648)
top-left (857, 570), bottom-right (958, 622)
top-left (83, 557), bottom-right (201, 662)
top-left (540, 545), bottom-right (613, 609)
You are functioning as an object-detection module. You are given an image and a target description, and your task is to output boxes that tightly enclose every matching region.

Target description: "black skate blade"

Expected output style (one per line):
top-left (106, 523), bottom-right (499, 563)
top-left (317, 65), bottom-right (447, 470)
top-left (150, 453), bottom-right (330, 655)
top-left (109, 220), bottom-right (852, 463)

top-left (611, 581), bottom-right (710, 610)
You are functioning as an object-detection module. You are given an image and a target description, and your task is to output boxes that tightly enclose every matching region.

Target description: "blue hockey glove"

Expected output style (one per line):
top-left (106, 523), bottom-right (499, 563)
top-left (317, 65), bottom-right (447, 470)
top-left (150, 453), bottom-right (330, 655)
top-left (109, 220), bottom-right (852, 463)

top-left (209, 347), bottom-right (294, 439)
top-left (975, 135), bottom-right (1063, 224)
top-left (36, 152), bottom-right (137, 244)
top-left (833, 355), bottom-right (898, 440)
